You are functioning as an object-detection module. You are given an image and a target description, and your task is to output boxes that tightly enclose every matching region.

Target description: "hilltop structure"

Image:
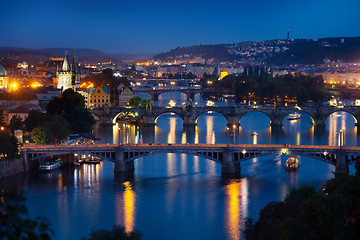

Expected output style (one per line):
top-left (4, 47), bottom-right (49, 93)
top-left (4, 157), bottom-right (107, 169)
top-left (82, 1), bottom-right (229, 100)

top-left (56, 51), bottom-right (81, 91)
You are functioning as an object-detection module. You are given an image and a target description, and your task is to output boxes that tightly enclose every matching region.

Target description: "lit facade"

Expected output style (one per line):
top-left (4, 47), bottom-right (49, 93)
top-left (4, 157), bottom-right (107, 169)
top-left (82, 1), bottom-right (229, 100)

top-left (88, 87), bottom-right (110, 108)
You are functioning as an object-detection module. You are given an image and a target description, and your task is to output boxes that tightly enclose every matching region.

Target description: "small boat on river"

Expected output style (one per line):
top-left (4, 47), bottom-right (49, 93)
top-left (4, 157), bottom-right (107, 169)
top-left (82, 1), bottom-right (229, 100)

top-left (274, 155), bottom-right (281, 161)
top-left (285, 155), bottom-right (299, 171)
top-left (288, 113), bottom-right (301, 120)
top-left (39, 158), bottom-right (63, 171)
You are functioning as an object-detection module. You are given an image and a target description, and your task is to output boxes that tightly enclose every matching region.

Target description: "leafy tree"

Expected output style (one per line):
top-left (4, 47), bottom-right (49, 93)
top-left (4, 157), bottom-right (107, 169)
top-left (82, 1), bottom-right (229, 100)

top-left (243, 174), bottom-right (360, 240)
top-left (24, 110), bottom-right (46, 132)
top-left (31, 127), bottom-right (50, 145)
top-left (0, 192), bottom-right (53, 240)
top-left (0, 131), bottom-right (18, 158)
top-left (9, 114), bottom-right (23, 133)
top-left (65, 108), bottom-right (96, 133)
top-left (43, 114), bottom-right (70, 141)
top-left (46, 89), bottom-right (85, 116)
top-left (129, 96), bottom-right (141, 106)
top-left (140, 99), bottom-right (149, 106)
top-left (46, 89), bottom-right (95, 133)
top-left (82, 225), bottom-right (141, 240)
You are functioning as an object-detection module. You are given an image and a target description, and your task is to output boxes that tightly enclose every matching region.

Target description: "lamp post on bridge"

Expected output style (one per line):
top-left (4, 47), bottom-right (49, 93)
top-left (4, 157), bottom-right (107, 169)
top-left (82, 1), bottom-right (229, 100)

top-left (339, 128), bottom-right (345, 149)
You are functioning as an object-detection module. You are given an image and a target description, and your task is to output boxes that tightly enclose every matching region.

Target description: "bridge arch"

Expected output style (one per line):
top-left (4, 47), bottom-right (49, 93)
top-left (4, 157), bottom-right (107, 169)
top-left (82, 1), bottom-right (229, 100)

top-left (282, 110), bottom-right (315, 125)
top-left (154, 110), bottom-right (184, 124)
top-left (195, 110), bottom-right (232, 126)
top-left (239, 110), bottom-right (271, 126)
top-left (123, 150), bottom-right (223, 164)
top-left (324, 109), bottom-right (359, 126)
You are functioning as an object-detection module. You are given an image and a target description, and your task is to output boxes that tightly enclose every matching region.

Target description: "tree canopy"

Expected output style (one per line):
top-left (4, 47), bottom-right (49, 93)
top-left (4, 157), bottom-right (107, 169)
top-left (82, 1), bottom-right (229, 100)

top-left (0, 131), bottom-right (18, 158)
top-left (243, 171), bottom-right (360, 240)
top-left (46, 89), bottom-right (95, 133)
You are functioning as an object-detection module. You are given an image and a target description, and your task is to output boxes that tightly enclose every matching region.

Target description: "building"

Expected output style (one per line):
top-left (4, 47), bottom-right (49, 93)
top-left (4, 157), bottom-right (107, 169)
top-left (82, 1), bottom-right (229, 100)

top-left (6, 105), bottom-right (43, 123)
top-left (88, 87), bottom-right (110, 108)
top-left (220, 67), bottom-right (228, 80)
top-left (33, 87), bottom-right (62, 107)
top-left (56, 51), bottom-right (81, 91)
top-left (119, 87), bottom-right (136, 106)
top-left (0, 64), bottom-right (9, 90)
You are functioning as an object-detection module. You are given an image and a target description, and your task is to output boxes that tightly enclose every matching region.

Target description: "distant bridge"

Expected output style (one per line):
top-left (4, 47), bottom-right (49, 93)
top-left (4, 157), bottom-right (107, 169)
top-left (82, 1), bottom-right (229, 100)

top-left (91, 105), bottom-right (360, 127)
top-left (133, 88), bottom-right (232, 101)
top-left (21, 143), bottom-right (357, 175)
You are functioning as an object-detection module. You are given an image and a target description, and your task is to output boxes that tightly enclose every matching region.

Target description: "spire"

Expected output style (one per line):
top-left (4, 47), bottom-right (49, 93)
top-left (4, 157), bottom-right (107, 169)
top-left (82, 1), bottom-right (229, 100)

top-left (62, 51), bottom-right (70, 72)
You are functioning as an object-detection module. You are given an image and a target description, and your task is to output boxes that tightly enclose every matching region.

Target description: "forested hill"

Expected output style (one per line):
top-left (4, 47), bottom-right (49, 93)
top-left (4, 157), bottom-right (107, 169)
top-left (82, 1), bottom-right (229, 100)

top-left (154, 37), bottom-right (360, 65)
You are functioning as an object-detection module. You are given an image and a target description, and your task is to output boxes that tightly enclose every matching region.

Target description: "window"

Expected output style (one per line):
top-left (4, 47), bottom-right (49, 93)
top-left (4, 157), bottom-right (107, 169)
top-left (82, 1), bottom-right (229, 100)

top-left (98, 89), bottom-right (101, 93)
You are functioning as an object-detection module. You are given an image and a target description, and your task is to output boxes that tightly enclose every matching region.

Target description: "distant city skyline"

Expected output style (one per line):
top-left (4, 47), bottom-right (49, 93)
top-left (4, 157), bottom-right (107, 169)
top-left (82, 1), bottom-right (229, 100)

top-left (1, 0), bottom-right (360, 54)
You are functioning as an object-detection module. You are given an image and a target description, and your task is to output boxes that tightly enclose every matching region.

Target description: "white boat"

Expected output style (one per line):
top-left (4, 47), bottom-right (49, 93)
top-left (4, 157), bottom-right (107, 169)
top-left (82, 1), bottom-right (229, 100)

top-left (285, 155), bottom-right (299, 171)
top-left (274, 155), bottom-right (281, 161)
top-left (39, 159), bottom-right (63, 171)
top-left (288, 113), bottom-right (301, 120)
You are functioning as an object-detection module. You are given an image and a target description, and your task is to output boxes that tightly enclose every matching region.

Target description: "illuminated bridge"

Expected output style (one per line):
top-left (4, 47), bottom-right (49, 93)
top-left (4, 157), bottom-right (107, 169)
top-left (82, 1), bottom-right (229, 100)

top-left (21, 143), bottom-right (359, 175)
top-left (92, 105), bottom-right (360, 127)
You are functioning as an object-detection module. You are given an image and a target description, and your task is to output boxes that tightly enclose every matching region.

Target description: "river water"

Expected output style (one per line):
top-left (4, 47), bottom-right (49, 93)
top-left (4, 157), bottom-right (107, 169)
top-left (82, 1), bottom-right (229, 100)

top-left (1, 92), bottom-right (359, 240)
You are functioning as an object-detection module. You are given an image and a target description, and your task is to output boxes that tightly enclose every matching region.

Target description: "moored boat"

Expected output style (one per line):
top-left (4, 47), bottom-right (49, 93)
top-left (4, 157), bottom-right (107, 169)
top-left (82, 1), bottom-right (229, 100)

top-left (285, 155), bottom-right (299, 170)
top-left (39, 158), bottom-right (63, 171)
top-left (288, 113), bottom-right (301, 120)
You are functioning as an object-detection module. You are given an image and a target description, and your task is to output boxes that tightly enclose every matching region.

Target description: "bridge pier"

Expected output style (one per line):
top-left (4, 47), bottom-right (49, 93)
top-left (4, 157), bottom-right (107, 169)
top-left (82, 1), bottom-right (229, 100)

top-left (221, 148), bottom-right (240, 175)
top-left (114, 147), bottom-right (134, 173)
top-left (335, 150), bottom-right (349, 173)
top-left (270, 118), bottom-right (283, 128)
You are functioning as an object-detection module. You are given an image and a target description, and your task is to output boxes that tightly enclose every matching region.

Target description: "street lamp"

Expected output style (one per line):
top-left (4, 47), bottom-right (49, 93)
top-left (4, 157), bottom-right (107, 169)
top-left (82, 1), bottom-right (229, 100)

top-left (232, 124), bottom-right (236, 144)
top-left (226, 127), bottom-right (230, 147)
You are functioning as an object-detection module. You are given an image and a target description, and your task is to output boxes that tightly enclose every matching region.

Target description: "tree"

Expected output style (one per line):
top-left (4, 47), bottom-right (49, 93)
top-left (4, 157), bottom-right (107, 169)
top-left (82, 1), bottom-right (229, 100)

top-left (243, 174), bottom-right (360, 240)
top-left (140, 99), bottom-right (149, 106)
top-left (65, 108), bottom-right (96, 133)
top-left (46, 89), bottom-right (95, 133)
top-left (43, 114), bottom-right (70, 141)
top-left (24, 110), bottom-right (46, 132)
top-left (129, 96), bottom-right (141, 106)
top-left (9, 114), bottom-right (23, 133)
top-left (82, 225), bottom-right (141, 240)
top-left (31, 127), bottom-right (50, 145)
top-left (0, 131), bottom-right (18, 158)
top-left (0, 192), bottom-right (53, 240)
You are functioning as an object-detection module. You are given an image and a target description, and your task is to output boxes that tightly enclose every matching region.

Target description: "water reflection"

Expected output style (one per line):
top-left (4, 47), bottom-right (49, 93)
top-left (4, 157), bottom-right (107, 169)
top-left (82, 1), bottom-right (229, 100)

top-left (123, 181), bottom-right (135, 232)
top-left (224, 179), bottom-right (248, 240)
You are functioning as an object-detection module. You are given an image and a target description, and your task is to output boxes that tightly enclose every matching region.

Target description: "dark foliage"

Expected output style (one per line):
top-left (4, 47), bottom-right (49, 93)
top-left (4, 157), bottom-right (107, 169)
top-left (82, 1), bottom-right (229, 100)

top-left (0, 131), bottom-right (18, 158)
top-left (0, 192), bottom-right (53, 239)
top-left (243, 173), bottom-right (360, 240)
top-left (24, 110), bottom-right (46, 132)
top-left (82, 225), bottom-right (142, 240)
top-left (9, 115), bottom-right (23, 133)
top-left (46, 89), bottom-right (95, 133)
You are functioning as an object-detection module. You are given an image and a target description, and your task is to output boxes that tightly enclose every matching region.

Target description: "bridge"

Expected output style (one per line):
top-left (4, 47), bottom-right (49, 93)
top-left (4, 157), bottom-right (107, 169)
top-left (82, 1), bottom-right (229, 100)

top-left (133, 88), bottom-right (232, 101)
top-left (21, 143), bottom-right (358, 175)
top-left (92, 105), bottom-right (360, 127)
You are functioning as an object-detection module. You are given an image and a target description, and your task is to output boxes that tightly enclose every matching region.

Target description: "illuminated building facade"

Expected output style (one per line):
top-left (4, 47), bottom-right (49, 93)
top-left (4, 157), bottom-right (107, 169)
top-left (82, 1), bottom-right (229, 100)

top-left (119, 87), bottom-right (136, 107)
top-left (0, 64), bottom-right (9, 90)
top-left (88, 87), bottom-right (110, 108)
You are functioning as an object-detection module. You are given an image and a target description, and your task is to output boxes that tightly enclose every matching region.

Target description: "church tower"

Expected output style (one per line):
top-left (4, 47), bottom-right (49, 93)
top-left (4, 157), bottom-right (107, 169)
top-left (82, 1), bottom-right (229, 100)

top-left (71, 49), bottom-right (81, 89)
top-left (56, 50), bottom-right (81, 91)
top-left (57, 52), bottom-right (73, 91)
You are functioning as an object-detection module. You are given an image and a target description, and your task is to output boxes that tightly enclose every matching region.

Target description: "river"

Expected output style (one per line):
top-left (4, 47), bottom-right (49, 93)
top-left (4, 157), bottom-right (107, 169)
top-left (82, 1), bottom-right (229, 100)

top-left (1, 92), bottom-right (358, 240)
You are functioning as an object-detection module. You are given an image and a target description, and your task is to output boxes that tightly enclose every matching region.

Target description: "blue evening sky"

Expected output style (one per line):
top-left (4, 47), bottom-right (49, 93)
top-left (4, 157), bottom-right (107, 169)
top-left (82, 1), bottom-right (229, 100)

top-left (1, 0), bottom-right (359, 54)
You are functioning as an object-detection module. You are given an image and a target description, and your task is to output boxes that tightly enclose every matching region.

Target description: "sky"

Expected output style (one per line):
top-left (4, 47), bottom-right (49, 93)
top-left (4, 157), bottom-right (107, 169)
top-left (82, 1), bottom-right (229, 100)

top-left (1, 0), bottom-right (360, 54)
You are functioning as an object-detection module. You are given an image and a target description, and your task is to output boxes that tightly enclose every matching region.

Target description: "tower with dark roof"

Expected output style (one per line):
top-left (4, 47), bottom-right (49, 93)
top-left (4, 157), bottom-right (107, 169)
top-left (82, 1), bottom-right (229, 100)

top-left (56, 50), bottom-right (81, 91)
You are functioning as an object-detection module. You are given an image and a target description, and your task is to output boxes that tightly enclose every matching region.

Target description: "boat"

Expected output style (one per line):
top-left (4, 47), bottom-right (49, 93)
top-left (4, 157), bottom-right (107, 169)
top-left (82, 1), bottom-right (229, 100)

top-left (39, 158), bottom-right (63, 171)
top-left (285, 155), bottom-right (299, 170)
top-left (274, 155), bottom-right (281, 161)
top-left (251, 132), bottom-right (258, 136)
top-left (83, 156), bottom-right (101, 164)
top-left (288, 113), bottom-right (301, 120)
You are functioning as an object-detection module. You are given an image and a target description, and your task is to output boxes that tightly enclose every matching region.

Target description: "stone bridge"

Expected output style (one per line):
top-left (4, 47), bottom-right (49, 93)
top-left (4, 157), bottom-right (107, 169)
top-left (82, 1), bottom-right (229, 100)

top-left (134, 88), bottom-right (232, 101)
top-left (91, 105), bottom-right (360, 127)
top-left (21, 143), bottom-right (358, 175)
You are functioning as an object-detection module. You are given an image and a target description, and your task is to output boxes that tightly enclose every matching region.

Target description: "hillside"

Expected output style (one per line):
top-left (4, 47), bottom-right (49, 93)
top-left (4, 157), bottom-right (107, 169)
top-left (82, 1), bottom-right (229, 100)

top-left (153, 37), bottom-right (360, 65)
